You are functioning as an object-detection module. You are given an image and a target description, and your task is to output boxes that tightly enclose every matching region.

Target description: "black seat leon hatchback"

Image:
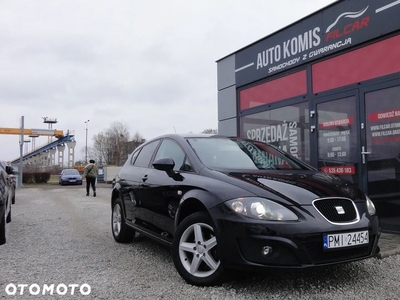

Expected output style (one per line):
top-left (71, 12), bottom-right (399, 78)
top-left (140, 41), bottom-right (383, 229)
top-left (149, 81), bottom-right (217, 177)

top-left (111, 134), bottom-right (380, 286)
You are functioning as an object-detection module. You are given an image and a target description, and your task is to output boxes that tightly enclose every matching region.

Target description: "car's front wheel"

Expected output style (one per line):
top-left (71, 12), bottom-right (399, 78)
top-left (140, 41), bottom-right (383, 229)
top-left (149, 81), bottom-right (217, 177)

top-left (112, 197), bottom-right (135, 243)
top-left (172, 212), bottom-right (224, 286)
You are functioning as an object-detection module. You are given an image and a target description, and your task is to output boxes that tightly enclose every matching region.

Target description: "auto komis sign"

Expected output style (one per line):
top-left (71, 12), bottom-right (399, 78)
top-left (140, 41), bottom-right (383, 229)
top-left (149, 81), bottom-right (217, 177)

top-left (235, 0), bottom-right (400, 87)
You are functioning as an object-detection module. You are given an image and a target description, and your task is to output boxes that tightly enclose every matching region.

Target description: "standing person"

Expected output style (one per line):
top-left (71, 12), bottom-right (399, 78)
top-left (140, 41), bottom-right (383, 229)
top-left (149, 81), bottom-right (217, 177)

top-left (82, 159), bottom-right (99, 197)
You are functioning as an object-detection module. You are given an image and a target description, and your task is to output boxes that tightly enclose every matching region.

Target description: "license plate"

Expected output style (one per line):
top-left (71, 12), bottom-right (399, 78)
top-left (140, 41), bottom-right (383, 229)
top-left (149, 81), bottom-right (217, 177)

top-left (323, 230), bottom-right (369, 249)
top-left (69, 179), bottom-right (76, 182)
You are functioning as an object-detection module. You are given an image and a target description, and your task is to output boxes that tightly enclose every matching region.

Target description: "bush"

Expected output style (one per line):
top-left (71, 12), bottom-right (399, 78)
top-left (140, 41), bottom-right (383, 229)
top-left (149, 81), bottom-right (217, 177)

top-left (22, 172), bottom-right (51, 184)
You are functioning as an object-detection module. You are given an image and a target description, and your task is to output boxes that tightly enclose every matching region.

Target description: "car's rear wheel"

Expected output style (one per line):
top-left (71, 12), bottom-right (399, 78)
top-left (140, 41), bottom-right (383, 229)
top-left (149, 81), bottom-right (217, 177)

top-left (172, 212), bottom-right (224, 286)
top-left (112, 197), bottom-right (135, 243)
top-left (0, 209), bottom-right (6, 245)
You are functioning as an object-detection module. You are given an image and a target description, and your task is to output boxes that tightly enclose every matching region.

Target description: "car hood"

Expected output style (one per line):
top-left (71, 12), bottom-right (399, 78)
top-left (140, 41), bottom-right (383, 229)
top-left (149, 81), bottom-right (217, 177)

top-left (209, 169), bottom-right (366, 206)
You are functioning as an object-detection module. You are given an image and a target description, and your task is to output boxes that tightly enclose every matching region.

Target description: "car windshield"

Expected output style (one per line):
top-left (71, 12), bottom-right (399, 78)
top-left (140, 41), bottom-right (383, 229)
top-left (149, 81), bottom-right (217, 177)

top-left (63, 169), bottom-right (80, 175)
top-left (187, 137), bottom-right (310, 170)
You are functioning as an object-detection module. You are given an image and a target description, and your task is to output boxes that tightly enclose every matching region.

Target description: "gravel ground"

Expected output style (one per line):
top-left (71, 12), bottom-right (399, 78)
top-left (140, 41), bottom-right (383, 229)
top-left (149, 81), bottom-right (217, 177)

top-left (1, 184), bottom-right (400, 300)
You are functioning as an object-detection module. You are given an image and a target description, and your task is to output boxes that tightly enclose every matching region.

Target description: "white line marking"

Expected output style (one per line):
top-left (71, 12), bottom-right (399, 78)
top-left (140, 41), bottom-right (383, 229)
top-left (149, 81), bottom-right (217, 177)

top-left (376, 0), bottom-right (400, 13)
top-left (235, 62), bottom-right (254, 72)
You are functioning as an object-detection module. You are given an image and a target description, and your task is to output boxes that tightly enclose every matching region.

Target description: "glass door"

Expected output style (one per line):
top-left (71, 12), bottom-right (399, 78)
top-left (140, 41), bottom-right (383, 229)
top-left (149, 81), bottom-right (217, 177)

top-left (363, 85), bottom-right (400, 200)
top-left (314, 94), bottom-right (360, 187)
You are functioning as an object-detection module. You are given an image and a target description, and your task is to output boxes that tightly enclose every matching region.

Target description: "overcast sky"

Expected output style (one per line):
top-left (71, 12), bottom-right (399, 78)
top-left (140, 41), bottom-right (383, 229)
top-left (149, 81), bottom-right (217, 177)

top-left (0, 0), bottom-right (337, 162)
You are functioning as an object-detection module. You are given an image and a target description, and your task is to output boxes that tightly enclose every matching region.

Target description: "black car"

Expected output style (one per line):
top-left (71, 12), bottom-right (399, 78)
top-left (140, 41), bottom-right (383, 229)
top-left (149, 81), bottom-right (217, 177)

top-left (111, 134), bottom-right (380, 286)
top-left (0, 161), bottom-right (14, 245)
top-left (8, 165), bottom-right (17, 205)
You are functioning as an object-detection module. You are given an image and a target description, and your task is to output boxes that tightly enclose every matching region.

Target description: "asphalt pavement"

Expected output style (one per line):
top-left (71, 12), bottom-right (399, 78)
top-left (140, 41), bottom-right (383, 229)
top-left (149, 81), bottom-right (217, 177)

top-left (377, 232), bottom-right (400, 258)
top-left (15, 181), bottom-right (400, 260)
top-left (2, 183), bottom-right (400, 299)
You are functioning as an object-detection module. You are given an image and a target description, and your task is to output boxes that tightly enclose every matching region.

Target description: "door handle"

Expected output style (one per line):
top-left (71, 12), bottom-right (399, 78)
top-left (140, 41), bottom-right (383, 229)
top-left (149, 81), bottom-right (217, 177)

top-left (361, 146), bottom-right (370, 164)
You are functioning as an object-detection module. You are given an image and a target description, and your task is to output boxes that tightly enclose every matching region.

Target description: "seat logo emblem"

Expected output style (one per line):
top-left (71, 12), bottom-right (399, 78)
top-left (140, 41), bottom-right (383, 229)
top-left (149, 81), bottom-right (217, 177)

top-left (335, 206), bottom-right (345, 214)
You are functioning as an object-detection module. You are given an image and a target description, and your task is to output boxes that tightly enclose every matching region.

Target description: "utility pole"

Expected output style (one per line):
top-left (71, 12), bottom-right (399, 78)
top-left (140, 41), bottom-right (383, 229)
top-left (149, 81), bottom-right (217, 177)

top-left (85, 120), bottom-right (90, 164)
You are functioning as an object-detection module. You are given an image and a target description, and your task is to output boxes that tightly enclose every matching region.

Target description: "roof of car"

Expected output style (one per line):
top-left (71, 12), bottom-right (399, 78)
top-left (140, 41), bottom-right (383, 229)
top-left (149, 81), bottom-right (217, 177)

top-left (147, 133), bottom-right (235, 141)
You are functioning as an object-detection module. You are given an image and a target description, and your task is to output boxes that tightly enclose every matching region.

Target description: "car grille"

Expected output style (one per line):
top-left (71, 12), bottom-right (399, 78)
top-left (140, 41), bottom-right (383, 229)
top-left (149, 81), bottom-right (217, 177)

top-left (313, 198), bottom-right (358, 224)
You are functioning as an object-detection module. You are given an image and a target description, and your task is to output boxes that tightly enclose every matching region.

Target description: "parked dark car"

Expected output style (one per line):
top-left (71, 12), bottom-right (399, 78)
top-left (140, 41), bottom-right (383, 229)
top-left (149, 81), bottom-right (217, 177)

top-left (111, 134), bottom-right (380, 286)
top-left (8, 165), bottom-right (17, 204)
top-left (0, 161), bottom-right (14, 245)
top-left (59, 169), bottom-right (83, 186)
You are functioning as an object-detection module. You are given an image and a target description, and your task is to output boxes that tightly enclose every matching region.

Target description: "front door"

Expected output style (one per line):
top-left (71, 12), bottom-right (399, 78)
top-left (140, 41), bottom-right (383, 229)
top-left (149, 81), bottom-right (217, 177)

top-left (362, 83), bottom-right (400, 200)
top-left (313, 92), bottom-right (361, 187)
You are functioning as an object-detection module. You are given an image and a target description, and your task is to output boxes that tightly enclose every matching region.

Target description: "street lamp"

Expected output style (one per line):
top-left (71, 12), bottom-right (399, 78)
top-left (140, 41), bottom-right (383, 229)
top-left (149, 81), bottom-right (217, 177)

top-left (85, 120), bottom-right (90, 164)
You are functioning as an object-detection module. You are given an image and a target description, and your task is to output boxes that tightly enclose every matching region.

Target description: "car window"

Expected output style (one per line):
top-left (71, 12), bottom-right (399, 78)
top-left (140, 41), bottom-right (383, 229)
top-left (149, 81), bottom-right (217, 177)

top-left (187, 137), bottom-right (309, 170)
top-left (154, 139), bottom-right (188, 171)
top-left (62, 169), bottom-right (80, 175)
top-left (130, 149), bottom-right (141, 165)
top-left (134, 140), bottom-right (160, 168)
top-left (180, 156), bottom-right (194, 172)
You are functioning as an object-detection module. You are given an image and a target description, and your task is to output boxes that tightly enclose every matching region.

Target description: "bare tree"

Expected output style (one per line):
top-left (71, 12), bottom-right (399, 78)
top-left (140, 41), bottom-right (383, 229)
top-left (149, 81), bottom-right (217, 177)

top-left (92, 122), bottom-right (145, 166)
top-left (125, 131), bottom-right (145, 159)
top-left (80, 146), bottom-right (97, 164)
top-left (202, 129), bottom-right (218, 134)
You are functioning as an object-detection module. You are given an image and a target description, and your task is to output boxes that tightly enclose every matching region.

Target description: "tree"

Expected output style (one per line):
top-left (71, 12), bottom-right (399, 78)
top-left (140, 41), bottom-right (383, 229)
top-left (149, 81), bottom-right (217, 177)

top-left (202, 129), bottom-right (218, 134)
top-left (92, 122), bottom-right (135, 165)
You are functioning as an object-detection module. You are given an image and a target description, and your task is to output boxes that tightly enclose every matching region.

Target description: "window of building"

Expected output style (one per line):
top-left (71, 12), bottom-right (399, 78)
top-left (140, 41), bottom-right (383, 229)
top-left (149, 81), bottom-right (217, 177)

top-left (240, 102), bottom-right (310, 163)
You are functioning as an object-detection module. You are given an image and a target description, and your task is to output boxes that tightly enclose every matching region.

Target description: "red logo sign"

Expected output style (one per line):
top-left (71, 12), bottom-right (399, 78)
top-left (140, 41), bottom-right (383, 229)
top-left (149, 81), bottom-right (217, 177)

top-left (369, 109), bottom-right (400, 122)
top-left (325, 6), bottom-right (370, 42)
top-left (319, 117), bottom-right (353, 129)
top-left (321, 166), bottom-right (355, 175)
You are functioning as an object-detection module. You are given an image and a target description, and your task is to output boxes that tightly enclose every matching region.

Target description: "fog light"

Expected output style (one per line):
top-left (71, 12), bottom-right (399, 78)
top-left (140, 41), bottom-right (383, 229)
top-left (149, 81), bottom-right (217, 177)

top-left (262, 246), bottom-right (273, 256)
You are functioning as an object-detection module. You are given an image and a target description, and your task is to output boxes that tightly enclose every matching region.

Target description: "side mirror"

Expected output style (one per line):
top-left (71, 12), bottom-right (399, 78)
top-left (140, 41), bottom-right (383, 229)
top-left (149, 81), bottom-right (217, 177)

top-left (153, 157), bottom-right (183, 181)
top-left (5, 166), bottom-right (14, 175)
top-left (153, 157), bottom-right (175, 172)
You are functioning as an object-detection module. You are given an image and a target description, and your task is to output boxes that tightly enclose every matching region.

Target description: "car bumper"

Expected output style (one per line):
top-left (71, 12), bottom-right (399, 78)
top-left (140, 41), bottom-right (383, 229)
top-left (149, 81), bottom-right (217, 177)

top-left (61, 180), bottom-right (83, 185)
top-left (209, 206), bottom-right (381, 270)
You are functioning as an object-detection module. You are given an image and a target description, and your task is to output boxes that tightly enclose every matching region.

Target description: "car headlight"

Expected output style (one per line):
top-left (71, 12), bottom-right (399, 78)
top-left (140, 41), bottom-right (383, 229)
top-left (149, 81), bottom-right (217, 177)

top-left (225, 197), bottom-right (298, 221)
top-left (366, 195), bottom-right (376, 216)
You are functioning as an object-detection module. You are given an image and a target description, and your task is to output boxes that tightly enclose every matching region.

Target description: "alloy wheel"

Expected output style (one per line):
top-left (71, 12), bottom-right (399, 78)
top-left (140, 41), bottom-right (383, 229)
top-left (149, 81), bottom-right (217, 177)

top-left (178, 222), bottom-right (220, 278)
top-left (112, 203), bottom-right (122, 237)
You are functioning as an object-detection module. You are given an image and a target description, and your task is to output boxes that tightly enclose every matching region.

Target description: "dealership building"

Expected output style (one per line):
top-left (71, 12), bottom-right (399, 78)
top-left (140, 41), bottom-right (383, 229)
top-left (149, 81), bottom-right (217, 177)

top-left (217, 0), bottom-right (400, 231)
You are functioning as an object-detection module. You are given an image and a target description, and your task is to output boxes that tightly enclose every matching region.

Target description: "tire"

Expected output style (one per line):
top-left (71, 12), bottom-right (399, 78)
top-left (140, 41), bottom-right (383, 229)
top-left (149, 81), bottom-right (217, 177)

top-left (0, 209), bottom-right (6, 245)
top-left (172, 212), bottom-right (224, 286)
top-left (112, 197), bottom-right (135, 243)
top-left (6, 206), bottom-right (11, 223)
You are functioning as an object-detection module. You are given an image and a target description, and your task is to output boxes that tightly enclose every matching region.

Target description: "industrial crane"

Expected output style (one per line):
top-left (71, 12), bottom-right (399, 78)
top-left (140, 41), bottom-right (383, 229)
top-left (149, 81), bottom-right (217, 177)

top-left (0, 127), bottom-right (64, 138)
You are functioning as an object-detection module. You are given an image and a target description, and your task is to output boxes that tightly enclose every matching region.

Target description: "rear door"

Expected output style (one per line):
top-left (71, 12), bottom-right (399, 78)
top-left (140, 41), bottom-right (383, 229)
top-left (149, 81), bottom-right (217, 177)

top-left (119, 140), bottom-right (160, 222)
